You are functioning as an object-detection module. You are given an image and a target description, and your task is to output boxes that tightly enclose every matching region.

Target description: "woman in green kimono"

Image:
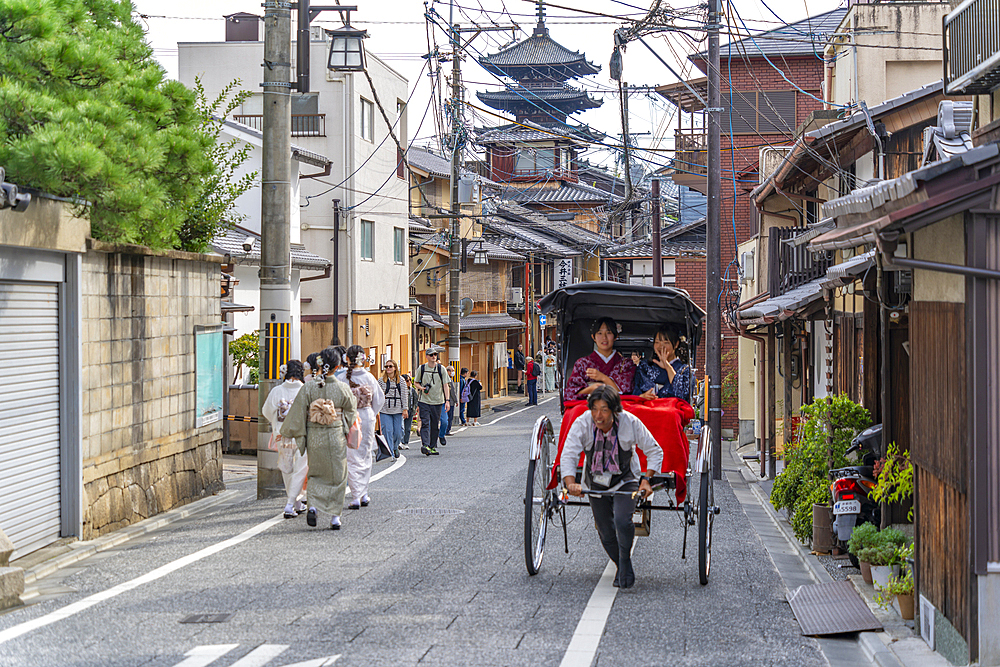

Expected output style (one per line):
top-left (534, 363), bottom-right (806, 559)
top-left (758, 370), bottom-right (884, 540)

top-left (281, 346), bottom-right (358, 530)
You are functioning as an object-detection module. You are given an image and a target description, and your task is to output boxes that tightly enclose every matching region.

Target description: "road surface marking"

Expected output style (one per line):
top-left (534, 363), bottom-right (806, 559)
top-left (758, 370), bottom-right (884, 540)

top-left (229, 644), bottom-right (289, 666)
top-left (482, 396), bottom-right (556, 427)
top-left (559, 560), bottom-right (618, 667)
top-left (0, 453), bottom-right (413, 646)
top-left (174, 644), bottom-right (239, 667)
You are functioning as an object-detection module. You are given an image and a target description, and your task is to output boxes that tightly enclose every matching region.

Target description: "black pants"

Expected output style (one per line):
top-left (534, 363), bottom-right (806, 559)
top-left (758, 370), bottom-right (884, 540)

top-left (418, 402), bottom-right (442, 450)
top-left (588, 482), bottom-right (639, 582)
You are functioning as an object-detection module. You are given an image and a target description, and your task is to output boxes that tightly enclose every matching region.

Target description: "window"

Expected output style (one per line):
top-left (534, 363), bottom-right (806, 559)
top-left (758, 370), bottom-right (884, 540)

top-left (725, 90), bottom-right (796, 135)
top-left (514, 147), bottom-right (556, 173)
top-left (360, 220), bottom-right (374, 260)
top-left (393, 227), bottom-right (405, 264)
top-left (360, 97), bottom-right (374, 141)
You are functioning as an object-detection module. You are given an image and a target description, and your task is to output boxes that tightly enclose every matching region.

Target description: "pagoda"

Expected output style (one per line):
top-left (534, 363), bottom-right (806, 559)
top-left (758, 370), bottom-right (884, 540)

top-left (477, 2), bottom-right (602, 125)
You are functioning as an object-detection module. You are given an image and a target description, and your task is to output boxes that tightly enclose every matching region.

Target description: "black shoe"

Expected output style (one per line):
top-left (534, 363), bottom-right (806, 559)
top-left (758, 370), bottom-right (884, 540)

top-left (427, 447), bottom-right (440, 455)
top-left (421, 446), bottom-right (431, 457)
top-left (439, 436), bottom-right (446, 446)
top-left (618, 562), bottom-right (635, 589)
top-left (306, 508), bottom-right (317, 527)
top-left (613, 571), bottom-right (620, 588)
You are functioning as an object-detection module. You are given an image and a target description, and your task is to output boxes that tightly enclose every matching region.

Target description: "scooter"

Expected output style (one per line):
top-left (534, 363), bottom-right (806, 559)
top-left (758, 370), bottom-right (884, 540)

top-left (830, 424), bottom-right (883, 564)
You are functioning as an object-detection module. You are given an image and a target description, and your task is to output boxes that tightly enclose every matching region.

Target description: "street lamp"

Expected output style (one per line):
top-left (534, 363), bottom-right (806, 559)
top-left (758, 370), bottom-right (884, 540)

top-left (326, 20), bottom-right (368, 72)
top-left (473, 240), bottom-right (489, 265)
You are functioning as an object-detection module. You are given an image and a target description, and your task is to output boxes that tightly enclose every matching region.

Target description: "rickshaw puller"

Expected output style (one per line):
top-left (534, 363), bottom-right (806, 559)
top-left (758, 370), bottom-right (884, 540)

top-left (560, 385), bottom-right (661, 589)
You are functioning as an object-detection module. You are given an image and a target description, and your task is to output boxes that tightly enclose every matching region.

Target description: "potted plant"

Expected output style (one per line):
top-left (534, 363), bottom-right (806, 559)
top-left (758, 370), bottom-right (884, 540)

top-left (875, 569), bottom-right (915, 620)
top-left (869, 528), bottom-right (907, 588)
top-left (771, 395), bottom-right (871, 544)
top-left (847, 522), bottom-right (880, 584)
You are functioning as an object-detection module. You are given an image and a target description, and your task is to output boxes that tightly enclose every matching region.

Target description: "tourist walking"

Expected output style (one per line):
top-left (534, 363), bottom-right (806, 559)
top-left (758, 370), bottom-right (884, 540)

top-left (263, 360), bottom-right (308, 519)
top-left (544, 345), bottom-right (557, 393)
top-left (400, 374), bottom-right (418, 450)
top-left (378, 359), bottom-right (408, 459)
top-left (525, 353), bottom-right (539, 406)
top-left (281, 347), bottom-right (358, 531)
top-left (415, 347), bottom-right (450, 456)
top-left (439, 365), bottom-right (457, 445)
top-left (458, 367), bottom-right (469, 426)
top-left (513, 343), bottom-right (526, 393)
top-left (344, 345), bottom-right (385, 509)
top-left (466, 370), bottom-right (483, 426)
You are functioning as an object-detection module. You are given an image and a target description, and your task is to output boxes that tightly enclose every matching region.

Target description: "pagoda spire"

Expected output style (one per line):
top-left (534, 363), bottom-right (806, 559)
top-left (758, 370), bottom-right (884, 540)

top-left (533, 1), bottom-right (548, 37)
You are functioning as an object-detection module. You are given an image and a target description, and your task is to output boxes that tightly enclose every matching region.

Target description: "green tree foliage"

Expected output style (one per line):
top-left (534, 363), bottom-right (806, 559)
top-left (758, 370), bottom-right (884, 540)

top-left (770, 394), bottom-right (871, 542)
top-left (0, 0), bottom-right (253, 251)
top-left (229, 331), bottom-right (259, 385)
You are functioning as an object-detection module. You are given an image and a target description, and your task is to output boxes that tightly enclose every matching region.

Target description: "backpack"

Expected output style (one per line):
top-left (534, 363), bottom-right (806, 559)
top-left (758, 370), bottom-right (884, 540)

top-left (418, 363), bottom-right (444, 390)
top-left (461, 379), bottom-right (471, 403)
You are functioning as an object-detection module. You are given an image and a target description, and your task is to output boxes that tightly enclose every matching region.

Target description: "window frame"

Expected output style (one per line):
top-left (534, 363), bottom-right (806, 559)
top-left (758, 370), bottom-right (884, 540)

top-left (724, 90), bottom-right (797, 136)
top-left (360, 97), bottom-right (374, 142)
top-left (360, 219), bottom-right (374, 260)
top-left (393, 227), bottom-right (405, 264)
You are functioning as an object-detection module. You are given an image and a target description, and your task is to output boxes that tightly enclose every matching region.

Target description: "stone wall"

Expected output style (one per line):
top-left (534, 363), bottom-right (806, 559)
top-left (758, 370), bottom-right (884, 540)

top-left (80, 240), bottom-right (225, 539)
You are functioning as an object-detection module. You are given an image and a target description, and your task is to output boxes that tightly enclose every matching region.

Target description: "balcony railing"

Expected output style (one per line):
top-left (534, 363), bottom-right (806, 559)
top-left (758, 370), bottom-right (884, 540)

top-left (232, 114), bottom-right (327, 137)
top-left (674, 128), bottom-right (706, 175)
top-left (944, 0), bottom-right (1000, 94)
top-left (768, 227), bottom-right (832, 297)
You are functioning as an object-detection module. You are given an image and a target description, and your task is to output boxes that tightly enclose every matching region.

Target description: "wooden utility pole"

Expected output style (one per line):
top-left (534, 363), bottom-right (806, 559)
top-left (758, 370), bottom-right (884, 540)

top-left (652, 179), bottom-right (662, 287)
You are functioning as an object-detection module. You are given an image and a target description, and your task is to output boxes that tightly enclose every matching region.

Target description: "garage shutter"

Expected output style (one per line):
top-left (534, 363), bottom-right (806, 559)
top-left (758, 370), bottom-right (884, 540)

top-left (0, 282), bottom-right (61, 559)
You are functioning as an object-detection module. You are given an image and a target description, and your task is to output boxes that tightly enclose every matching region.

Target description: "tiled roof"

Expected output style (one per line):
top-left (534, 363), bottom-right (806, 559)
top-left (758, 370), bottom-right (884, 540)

top-left (602, 238), bottom-right (706, 259)
top-left (499, 180), bottom-right (624, 208)
top-left (213, 227), bottom-right (330, 271)
top-left (409, 215), bottom-right (433, 232)
top-left (476, 121), bottom-right (605, 146)
top-left (478, 30), bottom-right (600, 73)
top-left (498, 200), bottom-right (611, 248)
top-left (484, 218), bottom-right (578, 257)
top-left (460, 313), bottom-right (526, 331)
top-left (477, 87), bottom-right (601, 109)
top-left (694, 8), bottom-right (848, 61)
top-left (464, 239), bottom-right (524, 262)
top-left (407, 147), bottom-right (477, 179)
top-left (662, 216), bottom-right (707, 242)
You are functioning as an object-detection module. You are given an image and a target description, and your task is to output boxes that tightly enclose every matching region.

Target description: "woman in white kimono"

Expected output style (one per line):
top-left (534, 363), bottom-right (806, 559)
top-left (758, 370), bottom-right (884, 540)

top-left (262, 359), bottom-right (308, 518)
top-left (344, 345), bottom-right (385, 509)
top-left (544, 345), bottom-right (557, 394)
top-left (281, 347), bottom-right (358, 530)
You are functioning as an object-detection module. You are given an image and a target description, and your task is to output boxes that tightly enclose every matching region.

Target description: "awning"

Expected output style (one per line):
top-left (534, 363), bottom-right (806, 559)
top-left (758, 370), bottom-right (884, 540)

top-left (458, 313), bottom-right (527, 331)
top-left (737, 276), bottom-right (827, 326)
top-left (420, 315), bottom-right (445, 329)
top-left (821, 250), bottom-right (876, 288)
top-left (222, 300), bottom-right (255, 313)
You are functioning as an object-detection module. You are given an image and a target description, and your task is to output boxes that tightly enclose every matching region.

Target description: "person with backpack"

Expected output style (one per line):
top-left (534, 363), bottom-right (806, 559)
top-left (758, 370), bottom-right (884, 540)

top-left (415, 347), bottom-right (450, 456)
top-left (513, 343), bottom-right (526, 393)
top-left (378, 359), bottom-right (408, 459)
top-left (458, 367), bottom-right (469, 426)
top-left (399, 374), bottom-right (418, 450)
top-left (525, 352), bottom-right (539, 406)
top-left (438, 365), bottom-right (458, 445)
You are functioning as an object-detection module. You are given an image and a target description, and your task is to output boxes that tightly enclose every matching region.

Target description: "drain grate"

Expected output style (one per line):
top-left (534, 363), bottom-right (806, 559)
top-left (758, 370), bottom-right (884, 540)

top-left (180, 613), bottom-right (233, 624)
top-left (396, 508), bottom-right (466, 516)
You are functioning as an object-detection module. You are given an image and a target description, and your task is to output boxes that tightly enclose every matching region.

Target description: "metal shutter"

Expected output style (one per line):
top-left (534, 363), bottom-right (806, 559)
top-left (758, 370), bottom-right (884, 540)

top-left (758, 91), bottom-right (797, 134)
top-left (0, 282), bottom-right (61, 559)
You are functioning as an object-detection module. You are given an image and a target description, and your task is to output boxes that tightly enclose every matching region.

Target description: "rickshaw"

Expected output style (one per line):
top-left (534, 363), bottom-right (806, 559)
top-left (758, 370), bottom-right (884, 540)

top-left (523, 282), bottom-right (719, 585)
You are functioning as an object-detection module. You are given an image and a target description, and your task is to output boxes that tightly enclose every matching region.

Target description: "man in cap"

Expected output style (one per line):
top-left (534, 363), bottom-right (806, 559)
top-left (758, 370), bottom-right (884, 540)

top-left (414, 346), bottom-right (451, 456)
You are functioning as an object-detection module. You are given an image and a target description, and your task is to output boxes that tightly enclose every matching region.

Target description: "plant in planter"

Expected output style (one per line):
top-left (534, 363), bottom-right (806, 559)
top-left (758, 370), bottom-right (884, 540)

top-left (771, 395), bottom-right (871, 543)
top-left (875, 569), bottom-right (915, 620)
top-left (871, 441), bottom-right (913, 521)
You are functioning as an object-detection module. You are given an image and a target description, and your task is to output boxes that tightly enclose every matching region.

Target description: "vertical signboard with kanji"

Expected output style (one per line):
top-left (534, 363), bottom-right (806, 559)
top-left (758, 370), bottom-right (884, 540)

top-left (556, 258), bottom-right (574, 289)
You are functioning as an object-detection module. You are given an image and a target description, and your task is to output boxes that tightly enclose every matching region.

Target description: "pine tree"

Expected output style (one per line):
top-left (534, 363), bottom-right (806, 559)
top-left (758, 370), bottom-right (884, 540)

top-left (0, 0), bottom-right (236, 251)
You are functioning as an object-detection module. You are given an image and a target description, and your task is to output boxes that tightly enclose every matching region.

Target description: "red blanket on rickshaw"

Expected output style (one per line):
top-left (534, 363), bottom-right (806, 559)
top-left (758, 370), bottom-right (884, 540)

top-left (547, 396), bottom-right (695, 504)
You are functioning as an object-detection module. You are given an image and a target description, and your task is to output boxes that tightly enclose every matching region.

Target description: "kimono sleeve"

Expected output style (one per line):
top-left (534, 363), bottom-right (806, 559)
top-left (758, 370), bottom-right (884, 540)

top-left (337, 381), bottom-right (359, 433)
top-left (564, 357), bottom-right (591, 400)
top-left (261, 386), bottom-right (281, 427)
top-left (369, 373), bottom-right (386, 414)
top-left (281, 384), bottom-right (311, 452)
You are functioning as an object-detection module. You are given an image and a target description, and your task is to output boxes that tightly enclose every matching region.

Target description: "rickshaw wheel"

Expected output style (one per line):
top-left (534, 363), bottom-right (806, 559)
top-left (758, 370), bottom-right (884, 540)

top-left (698, 470), bottom-right (714, 585)
top-left (524, 417), bottom-right (554, 575)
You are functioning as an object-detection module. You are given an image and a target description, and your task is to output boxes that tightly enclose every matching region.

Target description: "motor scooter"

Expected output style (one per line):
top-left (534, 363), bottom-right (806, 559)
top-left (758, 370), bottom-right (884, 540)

top-left (830, 424), bottom-right (882, 564)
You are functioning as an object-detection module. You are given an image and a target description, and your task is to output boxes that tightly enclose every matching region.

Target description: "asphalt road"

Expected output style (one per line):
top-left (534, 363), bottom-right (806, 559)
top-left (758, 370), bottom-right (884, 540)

top-left (0, 397), bottom-right (838, 667)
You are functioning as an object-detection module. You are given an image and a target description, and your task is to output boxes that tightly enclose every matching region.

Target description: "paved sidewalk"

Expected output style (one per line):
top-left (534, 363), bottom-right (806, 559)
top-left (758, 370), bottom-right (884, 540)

top-left (731, 441), bottom-right (951, 667)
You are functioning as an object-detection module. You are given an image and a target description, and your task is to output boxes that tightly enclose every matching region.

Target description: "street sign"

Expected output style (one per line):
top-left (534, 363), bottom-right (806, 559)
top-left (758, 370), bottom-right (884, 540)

top-left (556, 258), bottom-right (574, 289)
top-left (539, 314), bottom-right (547, 326)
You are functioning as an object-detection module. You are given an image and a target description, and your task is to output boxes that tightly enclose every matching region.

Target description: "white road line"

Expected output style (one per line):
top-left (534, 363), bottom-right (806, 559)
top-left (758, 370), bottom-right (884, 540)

top-left (481, 396), bottom-right (556, 427)
top-left (559, 561), bottom-right (619, 667)
top-left (281, 656), bottom-right (341, 667)
top-left (0, 453), bottom-right (414, 646)
top-left (174, 644), bottom-right (239, 667)
top-left (229, 644), bottom-right (289, 667)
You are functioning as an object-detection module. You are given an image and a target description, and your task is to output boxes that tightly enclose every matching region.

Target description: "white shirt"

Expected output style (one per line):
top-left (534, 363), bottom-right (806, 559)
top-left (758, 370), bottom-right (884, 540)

top-left (594, 349), bottom-right (615, 364)
top-left (559, 411), bottom-right (663, 492)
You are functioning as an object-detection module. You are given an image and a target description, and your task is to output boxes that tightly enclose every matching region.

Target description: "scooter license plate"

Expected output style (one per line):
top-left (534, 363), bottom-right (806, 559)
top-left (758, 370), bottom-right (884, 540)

top-left (833, 500), bottom-right (861, 515)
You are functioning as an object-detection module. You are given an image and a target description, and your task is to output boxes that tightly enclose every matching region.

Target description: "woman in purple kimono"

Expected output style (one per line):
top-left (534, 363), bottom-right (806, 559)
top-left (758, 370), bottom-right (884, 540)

top-left (564, 317), bottom-right (636, 400)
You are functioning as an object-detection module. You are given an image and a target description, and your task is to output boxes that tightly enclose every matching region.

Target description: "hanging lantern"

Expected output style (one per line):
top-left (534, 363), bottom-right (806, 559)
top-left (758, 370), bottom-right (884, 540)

top-left (326, 22), bottom-right (368, 72)
top-left (473, 240), bottom-right (489, 265)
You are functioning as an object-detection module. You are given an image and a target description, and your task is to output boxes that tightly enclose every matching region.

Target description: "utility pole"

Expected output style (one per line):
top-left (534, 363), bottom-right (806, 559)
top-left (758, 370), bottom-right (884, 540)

top-left (651, 178), bottom-right (662, 287)
top-left (258, 0), bottom-right (294, 499)
top-left (447, 21), bottom-right (462, 373)
top-left (707, 0), bottom-right (723, 480)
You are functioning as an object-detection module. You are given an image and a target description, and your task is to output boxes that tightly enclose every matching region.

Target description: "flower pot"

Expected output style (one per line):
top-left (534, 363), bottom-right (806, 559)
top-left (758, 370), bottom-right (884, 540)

top-left (871, 565), bottom-right (894, 589)
top-left (860, 561), bottom-right (873, 585)
top-left (895, 592), bottom-right (914, 620)
top-left (812, 504), bottom-right (834, 554)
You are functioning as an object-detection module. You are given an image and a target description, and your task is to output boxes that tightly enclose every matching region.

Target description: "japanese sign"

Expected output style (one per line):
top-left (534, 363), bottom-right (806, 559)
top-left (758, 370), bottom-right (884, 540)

top-left (555, 258), bottom-right (574, 289)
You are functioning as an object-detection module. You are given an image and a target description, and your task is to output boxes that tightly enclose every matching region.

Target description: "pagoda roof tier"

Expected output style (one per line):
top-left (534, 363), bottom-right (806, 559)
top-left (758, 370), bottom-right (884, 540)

top-left (476, 86), bottom-right (602, 120)
top-left (478, 28), bottom-right (600, 81)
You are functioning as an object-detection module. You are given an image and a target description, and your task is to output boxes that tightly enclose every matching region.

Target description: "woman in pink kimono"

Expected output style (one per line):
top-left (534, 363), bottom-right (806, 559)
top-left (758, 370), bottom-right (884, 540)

top-left (564, 317), bottom-right (636, 400)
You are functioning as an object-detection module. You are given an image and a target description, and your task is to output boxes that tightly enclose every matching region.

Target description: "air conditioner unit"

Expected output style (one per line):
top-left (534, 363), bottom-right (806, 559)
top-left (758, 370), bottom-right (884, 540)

top-left (509, 287), bottom-right (523, 305)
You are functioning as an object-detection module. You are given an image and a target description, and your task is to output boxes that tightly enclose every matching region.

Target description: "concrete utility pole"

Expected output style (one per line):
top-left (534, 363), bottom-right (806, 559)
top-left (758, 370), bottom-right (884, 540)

top-left (258, 0), bottom-right (294, 498)
top-left (707, 0), bottom-right (723, 480)
top-left (447, 21), bottom-right (462, 372)
top-left (651, 179), bottom-right (662, 287)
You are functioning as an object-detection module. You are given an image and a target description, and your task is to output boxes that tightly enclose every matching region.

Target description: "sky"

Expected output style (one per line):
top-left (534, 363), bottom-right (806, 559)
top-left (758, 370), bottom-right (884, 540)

top-left (132, 0), bottom-right (843, 173)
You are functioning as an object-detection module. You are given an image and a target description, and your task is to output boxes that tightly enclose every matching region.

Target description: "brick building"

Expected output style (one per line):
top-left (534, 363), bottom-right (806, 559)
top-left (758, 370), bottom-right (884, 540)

top-left (656, 8), bottom-right (846, 433)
